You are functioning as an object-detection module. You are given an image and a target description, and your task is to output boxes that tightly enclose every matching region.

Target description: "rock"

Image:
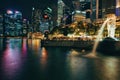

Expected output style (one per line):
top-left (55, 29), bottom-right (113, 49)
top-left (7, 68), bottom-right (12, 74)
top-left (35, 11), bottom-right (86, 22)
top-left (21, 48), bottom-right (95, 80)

top-left (97, 37), bottom-right (120, 56)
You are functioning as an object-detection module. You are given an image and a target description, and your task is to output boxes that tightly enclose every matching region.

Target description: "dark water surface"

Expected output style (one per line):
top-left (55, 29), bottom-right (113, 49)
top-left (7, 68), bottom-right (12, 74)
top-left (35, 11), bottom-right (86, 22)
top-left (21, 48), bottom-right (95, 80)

top-left (0, 38), bottom-right (120, 80)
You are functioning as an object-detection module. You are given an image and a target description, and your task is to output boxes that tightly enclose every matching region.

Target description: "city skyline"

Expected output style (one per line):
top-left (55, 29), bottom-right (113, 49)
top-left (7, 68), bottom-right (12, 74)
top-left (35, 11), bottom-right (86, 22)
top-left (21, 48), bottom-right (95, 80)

top-left (0, 0), bottom-right (33, 20)
top-left (0, 0), bottom-right (73, 20)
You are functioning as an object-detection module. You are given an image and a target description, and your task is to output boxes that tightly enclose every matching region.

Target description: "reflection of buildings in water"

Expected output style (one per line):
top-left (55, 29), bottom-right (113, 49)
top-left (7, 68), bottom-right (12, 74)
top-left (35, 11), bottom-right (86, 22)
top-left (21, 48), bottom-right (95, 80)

top-left (32, 39), bottom-right (41, 53)
top-left (0, 39), bottom-right (3, 51)
top-left (27, 39), bottom-right (32, 48)
top-left (8, 39), bottom-right (22, 49)
top-left (27, 39), bottom-right (41, 53)
top-left (22, 38), bottom-right (27, 56)
top-left (94, 57), bottom-right (120, 80)
top-left (40, 47), bottom-right (48, 70)
top-left (2, 43), bottom-right (22, 79)
top-left (66, 55), bottom-right (88, 80)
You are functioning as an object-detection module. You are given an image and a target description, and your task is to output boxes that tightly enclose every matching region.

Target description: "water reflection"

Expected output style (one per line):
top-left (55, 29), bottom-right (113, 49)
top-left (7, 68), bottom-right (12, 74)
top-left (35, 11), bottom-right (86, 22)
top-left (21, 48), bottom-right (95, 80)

top-left (67, 49), bottom-right (95, 80)
top-left (94, 57), bottom-right (120, 80)
top-left (67, 50), bottom-right (120, 80)
top-left (40, 47), bottom-right (48, 70)
top-left (27, 39), bottom-right (41, 54)
top-left (27, 39), bottom-right (32, 48)
top-left (67, 57), bottom-right (89, 80)
top-left (22, 38), bottom-right (27, 57)
top-left (0, 38), bottom-right (120, 80)
top-left (0, 38), bottom-right (3, 51)
top-left (1, 39), bottom-right (22, 80)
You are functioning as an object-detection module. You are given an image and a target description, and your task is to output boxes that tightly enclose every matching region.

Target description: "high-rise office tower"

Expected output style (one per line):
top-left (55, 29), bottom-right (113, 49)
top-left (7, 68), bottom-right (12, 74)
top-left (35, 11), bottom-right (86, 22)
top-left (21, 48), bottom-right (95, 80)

top-left (72, 0), bottom-right (91, 19)
top-left (97, 0), bottom-right (120, 18)
top-left (4, 10), bottom-right (23, 36)
top-left (116, 0), bottom-right (120, 16)
top-left (57, 0), bottom-right (65, 25)
top-left (101, 0), bottom-right (116, 17)
top-left (91, 0), bottom-right (119, 19)
top-left (0, 13), bottom-right (3, 36)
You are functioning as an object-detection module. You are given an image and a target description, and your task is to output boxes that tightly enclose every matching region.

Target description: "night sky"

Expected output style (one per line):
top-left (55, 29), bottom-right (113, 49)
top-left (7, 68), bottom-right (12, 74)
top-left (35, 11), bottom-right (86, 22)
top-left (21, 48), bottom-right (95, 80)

top-left (0, 0), bottom-right (73, 20)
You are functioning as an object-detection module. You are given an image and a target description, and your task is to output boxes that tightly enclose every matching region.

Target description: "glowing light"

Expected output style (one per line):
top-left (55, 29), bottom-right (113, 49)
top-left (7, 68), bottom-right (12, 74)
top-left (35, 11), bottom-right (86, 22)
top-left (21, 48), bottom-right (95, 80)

top-left (101, 57), bottom-right (119, 80)
top-left (40, 47), bottom-right (48, 70)
top-left (43, 14), bottom-right (49, 19)
top-left (116, 0), bottom-right (120, 8)
top-left (22, 39), bottom-right (27, 56)
top-left (32, 7), bottom-right (35, 10)
top-left (15, 11), bottom-right (19, 14)
top-left (7, 10), bottom-right (13, 14)
top-left (23, 19), bottom-right (27, 21)
top-left (2, 43), bottom-right (22, 78)
top-left (75, 10), bottom-right (81, 13)
top-left (67, 55), bottom-right (87, 78)
top-left (32, 39), bottom-right (41, 54)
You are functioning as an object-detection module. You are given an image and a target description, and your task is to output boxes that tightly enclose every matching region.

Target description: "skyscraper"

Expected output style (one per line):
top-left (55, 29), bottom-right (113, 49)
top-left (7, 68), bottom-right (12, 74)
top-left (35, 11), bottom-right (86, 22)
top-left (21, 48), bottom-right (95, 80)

top-left (57, 0), bottom-right (65, 25)
top-left (101, 0), bottom-right (116, 17)
top-left (91, 0), bottom-right (120, 19)
top-left (0, 13), bottom-right (3, 36)
top-left (4, 10), bottom-right (23, 36)
top-left (116, 0), bottom-right (120, 16)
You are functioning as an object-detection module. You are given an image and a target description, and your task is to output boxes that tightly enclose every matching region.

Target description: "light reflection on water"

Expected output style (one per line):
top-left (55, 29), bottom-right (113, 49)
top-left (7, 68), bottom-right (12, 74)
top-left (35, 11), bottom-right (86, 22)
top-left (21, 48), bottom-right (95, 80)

top-left (22, 39), bottom-right (27, 57)
top-left (27, 39), bottom-right (41, 54)
top-left (0, 39), bottom-right (3, 51)
top-left (94, 57), bottom-right (120, 80)
top-left (66, 57), bottom-right (89, 80)
top-left (0, 38), bottom-right (120, 80)
top-left (40, 47), bottom-right (48, 70)
top-left (1, 39), bottom-right (22, 79)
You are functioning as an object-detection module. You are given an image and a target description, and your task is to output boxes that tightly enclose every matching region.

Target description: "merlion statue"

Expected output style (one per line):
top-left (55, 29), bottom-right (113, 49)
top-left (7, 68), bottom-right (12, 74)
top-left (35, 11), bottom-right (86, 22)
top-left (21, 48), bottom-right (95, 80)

top-left (106, 14), bottom-right (116, 38)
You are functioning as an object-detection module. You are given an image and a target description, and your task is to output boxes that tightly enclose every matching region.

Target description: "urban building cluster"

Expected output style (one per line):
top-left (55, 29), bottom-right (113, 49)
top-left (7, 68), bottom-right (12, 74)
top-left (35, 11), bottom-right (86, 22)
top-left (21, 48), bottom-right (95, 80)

top-left (0, 0), bottom-right (120, 37)
top-left (0, 10), bottom-right (29, 37)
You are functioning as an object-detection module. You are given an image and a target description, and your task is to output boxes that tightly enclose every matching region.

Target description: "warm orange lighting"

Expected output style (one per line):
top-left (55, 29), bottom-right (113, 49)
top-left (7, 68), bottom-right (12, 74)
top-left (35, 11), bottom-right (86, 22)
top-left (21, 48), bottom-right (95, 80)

top-left (116, 0), bottom-right (120, 8)
top-left (32, 39), bottom-right (40, 53)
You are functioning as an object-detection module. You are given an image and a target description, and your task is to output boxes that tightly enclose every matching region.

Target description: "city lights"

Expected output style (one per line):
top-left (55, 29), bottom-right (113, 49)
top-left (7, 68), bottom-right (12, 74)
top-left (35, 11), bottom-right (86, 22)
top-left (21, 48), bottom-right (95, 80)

top-left (15, 11), bottom-right (20, 14)
top-left (0, 1), bottom-right (120, 80)
top-left (7, 10), bottom-right (13, 14)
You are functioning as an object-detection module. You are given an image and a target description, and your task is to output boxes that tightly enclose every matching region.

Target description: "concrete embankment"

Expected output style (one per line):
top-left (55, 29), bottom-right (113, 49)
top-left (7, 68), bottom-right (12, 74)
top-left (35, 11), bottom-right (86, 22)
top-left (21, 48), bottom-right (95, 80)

top-left (41, 40), bottom-right (94, 49)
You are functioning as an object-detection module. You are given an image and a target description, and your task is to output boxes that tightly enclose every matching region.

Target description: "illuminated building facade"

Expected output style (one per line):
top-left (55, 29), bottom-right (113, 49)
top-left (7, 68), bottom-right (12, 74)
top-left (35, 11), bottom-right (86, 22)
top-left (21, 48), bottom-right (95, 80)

top-left (22, 19), bottom-right (29, 36)
top-left (101, 0), bottom-right (116, 17)
top-left (40, 7), bottom-right (53, 33)
top-left (32, 9), bottom-right (41, 32)
top-left (72, 0), bottom-right (91, 18)
top-left (57, 0), bottom-right (65, 25)
top-left (31, 7), bottom-right (53, 33)
top-left (116, 0), bottom-right (120, 16)
top-left (98, 0), bottom-right (120, 18)
top-left (4, 10), bottom-right (23, 36)
top-left (90, 0), bottom-right (120, 19)
top-left (0, 13), bottom-right (3, 36)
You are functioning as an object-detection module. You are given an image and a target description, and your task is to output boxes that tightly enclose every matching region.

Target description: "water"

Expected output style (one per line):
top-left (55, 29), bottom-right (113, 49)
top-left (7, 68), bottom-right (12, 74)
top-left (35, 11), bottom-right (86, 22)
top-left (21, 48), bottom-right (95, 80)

top-left (0, 38), bottom-right (120, 80)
